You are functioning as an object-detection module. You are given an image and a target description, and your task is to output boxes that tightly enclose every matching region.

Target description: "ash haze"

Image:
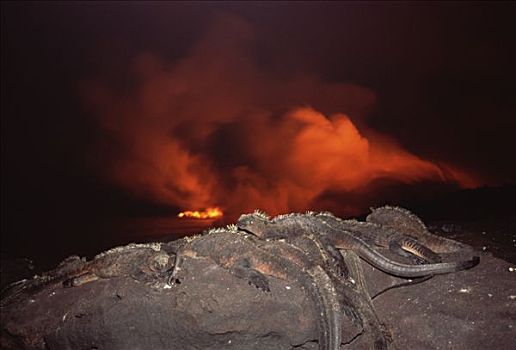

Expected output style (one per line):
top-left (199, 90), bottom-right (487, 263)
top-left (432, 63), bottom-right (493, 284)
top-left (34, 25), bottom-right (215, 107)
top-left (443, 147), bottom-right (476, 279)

top-left (2, 2), bottom-right (515, 263)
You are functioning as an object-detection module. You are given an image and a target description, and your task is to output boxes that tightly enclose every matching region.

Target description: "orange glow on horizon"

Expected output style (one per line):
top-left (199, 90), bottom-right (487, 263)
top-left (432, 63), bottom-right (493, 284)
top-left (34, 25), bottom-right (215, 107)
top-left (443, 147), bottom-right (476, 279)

top-left (178, 207), bottom-right (224, 219)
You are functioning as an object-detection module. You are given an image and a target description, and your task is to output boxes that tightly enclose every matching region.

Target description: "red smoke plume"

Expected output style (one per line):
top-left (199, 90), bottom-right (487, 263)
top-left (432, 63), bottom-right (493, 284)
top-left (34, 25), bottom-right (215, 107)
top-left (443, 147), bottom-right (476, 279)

top-left (82, 15), bottom-right (479, 220)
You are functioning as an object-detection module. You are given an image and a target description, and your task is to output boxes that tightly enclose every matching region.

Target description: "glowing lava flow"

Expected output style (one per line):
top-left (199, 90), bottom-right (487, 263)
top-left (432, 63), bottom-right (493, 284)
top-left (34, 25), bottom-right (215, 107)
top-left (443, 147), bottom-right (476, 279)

top-left (178, 207), bottom-right (223, 219)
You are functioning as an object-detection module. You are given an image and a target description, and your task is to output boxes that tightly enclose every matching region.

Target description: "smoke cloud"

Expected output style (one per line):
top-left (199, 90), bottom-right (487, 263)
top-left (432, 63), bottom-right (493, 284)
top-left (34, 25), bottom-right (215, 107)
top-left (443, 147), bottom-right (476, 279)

top-left (82, 14), bottom-right (479, 219)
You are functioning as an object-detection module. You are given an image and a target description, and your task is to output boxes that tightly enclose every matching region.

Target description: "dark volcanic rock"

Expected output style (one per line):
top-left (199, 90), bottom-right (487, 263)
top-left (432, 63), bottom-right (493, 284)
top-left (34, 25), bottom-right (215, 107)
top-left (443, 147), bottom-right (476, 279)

top-left (369, 254), bottom-right (516, 350)
top-left (1, 242), bottom-right (515, 349)
top-left (1, 252), bottom-right (360, 350)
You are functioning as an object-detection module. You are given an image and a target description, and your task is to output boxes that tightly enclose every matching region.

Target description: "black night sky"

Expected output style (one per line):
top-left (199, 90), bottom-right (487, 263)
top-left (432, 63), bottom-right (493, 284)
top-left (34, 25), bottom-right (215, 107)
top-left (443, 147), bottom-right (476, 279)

top-left (2, 2), bottom-right (515, 266)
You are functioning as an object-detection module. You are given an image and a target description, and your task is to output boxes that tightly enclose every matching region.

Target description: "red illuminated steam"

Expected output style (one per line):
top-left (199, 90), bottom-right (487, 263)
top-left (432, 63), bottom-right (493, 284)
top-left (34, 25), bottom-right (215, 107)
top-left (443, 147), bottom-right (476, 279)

top-left (82, 15), bottom-right (480, 220)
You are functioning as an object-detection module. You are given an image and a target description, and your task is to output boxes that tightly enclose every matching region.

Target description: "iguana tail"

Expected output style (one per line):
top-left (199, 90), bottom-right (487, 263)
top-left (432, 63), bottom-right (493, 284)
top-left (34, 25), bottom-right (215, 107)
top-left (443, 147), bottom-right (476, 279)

top-left (332, 233), bottom-right (480, 278)
top-left (305, 265), bottom-right (342, 350)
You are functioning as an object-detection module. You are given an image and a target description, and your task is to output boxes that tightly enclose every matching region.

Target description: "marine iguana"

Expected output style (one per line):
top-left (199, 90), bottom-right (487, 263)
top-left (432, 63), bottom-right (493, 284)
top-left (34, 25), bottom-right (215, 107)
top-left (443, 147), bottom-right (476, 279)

top-left (236, 208), bottom-right (480, 278)
top-left (315, 207), bottom-right (479, 298)
top-left (164, 227), bottom-right (344, 350)
top-left (312, 206), bottom-right (476, 264)
top-left (1, 243), bottom-right (175, 307)
top-left (2, 226), bottom-right (394, 349)
top-left (233, 227), bottom-right (391, 349)
top-left (316, 212), bottom-right (442, 264)
top-left (165, 226), bottom-right (392, 350)
top-left (364, 206), bottom-right (476, 254)
top-left (4, 207), bottom-right (467, 349)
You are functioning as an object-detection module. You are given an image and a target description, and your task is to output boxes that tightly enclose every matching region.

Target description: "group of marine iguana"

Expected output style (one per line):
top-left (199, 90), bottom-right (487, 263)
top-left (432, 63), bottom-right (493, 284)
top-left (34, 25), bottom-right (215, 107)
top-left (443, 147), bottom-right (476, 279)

top-left (1, 206), bottom-right (480, 350)
top-left (231, 206), bottom-right (479, 349)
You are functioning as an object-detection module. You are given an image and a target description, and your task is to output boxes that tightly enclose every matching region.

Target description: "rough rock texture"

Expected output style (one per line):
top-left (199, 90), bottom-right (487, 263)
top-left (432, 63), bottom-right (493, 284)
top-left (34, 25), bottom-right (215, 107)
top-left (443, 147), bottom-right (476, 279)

top-left (1, 254), bottom-right (360, 350)
top-left (367, 253), bottom-right (516, 350)
top-left (1, 242), bottom-right (515, 349)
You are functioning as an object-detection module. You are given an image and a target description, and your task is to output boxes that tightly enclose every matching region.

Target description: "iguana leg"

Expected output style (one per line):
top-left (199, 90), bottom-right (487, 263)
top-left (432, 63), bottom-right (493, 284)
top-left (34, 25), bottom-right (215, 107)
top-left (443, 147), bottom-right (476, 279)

top-left (162, 239), bottom-right (188, 284)
top-left (230, 258), bottom-right (271, 292)
top-left (62, 273), bottom-right (99, 287)
top-left (168, 251), bottom-right (184, 284)
top-left (322, 238), bottom-right (351, 278)
top-left (388, 236), bottom-right (442, 263)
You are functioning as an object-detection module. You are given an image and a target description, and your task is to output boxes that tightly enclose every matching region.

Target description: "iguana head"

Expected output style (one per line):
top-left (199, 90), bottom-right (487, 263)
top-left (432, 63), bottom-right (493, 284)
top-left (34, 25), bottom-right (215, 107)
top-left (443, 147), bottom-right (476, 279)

top-left (236, 210), bottom-right (271, 238)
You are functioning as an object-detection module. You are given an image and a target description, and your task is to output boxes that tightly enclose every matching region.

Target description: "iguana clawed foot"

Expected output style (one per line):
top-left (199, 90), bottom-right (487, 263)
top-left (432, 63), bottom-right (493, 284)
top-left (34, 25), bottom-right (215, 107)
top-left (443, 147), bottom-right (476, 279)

top-left (231, 258), bottom-right (271, 292)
